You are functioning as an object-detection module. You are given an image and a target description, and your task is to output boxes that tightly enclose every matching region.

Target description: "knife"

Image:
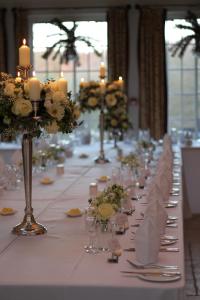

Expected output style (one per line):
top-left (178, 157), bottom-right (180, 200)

top-left (124, 247), bottom-right (179, 252)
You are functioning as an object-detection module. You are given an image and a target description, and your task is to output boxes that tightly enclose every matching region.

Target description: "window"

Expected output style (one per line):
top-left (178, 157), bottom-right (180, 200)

top-left (32, 19), bottom-right (107, 138)
top-left (165, 18), bottom-right (200, 135)
top-left (32, 21), bottom-right (107, 97)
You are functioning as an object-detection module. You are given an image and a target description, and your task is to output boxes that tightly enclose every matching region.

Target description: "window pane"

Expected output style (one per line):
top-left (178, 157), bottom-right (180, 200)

top-left (183, 44), bottom-right (195, 69)
top-left (183, 71), bottom-right (195, 93)
top-left (168, 70), bottom-right (181, 94)
top-left (165, 19), bottom-right (200, 133)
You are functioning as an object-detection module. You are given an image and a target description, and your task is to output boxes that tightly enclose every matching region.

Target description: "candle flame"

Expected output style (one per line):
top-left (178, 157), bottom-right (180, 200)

top-left (60, 71), bottom-right (64, 78)
top-left (100, 79), bottom-right (105, 85)
top-left (23, 39), bottom-right (26, 45)
top-left (100, 62), bottom-right (104, 66)
top-left (17, 72), bottom-right (20, 77)
top-left (32, 71), bottom-right (36, 77)
top-left (119, 76), bottom-right (123, 81)
top-left (81, 78), bottom-right (84, 82)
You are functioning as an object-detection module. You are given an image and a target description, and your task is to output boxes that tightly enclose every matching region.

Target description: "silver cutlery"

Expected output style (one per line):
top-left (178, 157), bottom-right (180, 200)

top-left (121, 270), bottom-right (181, 276)
top-left (124, 247), bottom-right (179, 252)
top-left (126, 260), bottom-right (179, 270)
top-left (162, 235), bottom-right (178, 241)
top-left (166, 223), bottom-right (178, 228)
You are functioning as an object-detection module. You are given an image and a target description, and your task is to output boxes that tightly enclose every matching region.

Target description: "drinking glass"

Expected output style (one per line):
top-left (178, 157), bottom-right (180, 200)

top-left (84, 209), bottom-right (98, 254)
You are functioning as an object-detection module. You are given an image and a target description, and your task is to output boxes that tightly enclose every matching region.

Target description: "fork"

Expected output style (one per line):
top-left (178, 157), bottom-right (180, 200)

top-left (126, 259), bottom-right (179, 270)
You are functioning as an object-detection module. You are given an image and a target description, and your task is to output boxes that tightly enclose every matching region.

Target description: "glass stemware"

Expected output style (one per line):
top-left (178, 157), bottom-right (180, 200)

top-left (84, 209), bottom-right (98, 254)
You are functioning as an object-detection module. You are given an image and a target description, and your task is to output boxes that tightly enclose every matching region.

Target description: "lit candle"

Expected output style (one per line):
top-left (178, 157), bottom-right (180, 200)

top-left (99, 62), bottom-right (106, 78)
top-left (15, 72), bottom-right (22, 83)
top-left (118, 76), bottom-right (124, 89)
top-left (80, 77), bottom-right (85, 88)
top-left (57, 72), bottom-right (68, 95)
top-left (19, 39), bottom-right (30, 68)
top-left (100, 79), bottom-right (106, 93)
top-left (29, 71), bottom-right (41, 101)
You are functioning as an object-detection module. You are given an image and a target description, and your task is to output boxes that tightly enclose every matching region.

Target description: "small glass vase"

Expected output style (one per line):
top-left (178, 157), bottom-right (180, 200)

top-left (97, 220), bottom-right (112, 251)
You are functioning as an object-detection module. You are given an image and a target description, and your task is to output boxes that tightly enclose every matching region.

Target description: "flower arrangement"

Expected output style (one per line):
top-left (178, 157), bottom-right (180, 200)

top-left (78, 80), bottom-right (131, 133)
top-left (0, 72), bottom-right (80, 138)
top-left (138, 140), bottom-right (155, 150)
top-left (120, 153), bottom-right (140, 169)
top-left (90, 184), bottom-right (126, 222)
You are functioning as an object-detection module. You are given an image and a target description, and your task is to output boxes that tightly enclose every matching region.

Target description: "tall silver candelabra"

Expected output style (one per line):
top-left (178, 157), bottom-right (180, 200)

top-left (12, 64), bottom-right (47, 235)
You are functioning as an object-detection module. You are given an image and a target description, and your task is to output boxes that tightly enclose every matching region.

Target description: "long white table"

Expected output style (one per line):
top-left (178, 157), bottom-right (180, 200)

top-left (0, 143), bottom-right (185, 300)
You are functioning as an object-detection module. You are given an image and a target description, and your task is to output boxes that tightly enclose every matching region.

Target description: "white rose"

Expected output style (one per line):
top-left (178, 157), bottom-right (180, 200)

top-left (105, 94), bottom-right (117, 107)
top-left (47, 103), bottom-right (65, 120)
top-left (12, 98), bottom-right (32, 117)
top-left (52, 91), bottom-right (68, 105)
top-left (88, 97), bottom-right (98, 107)
top-left (4, 83), bottom-right (15, 97)
top-left (44, 99), bottom-right (52, 109)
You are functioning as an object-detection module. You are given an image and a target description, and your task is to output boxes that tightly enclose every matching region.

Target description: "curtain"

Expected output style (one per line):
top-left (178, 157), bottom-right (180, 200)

top-left (13, 8), bottom-right (29, 68)
top-left (107, 7), bottom-right (129, 90)
top-left (0, 9), bottom-right (8, 72)
top-left (138, 6), bottom-right (167, 140)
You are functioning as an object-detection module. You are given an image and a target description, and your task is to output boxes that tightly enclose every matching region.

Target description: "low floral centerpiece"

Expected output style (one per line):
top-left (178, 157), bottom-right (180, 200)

top-left (120, 152), bottom-right (140, 170)
top-left (90, 184), bottom-right (126, 222)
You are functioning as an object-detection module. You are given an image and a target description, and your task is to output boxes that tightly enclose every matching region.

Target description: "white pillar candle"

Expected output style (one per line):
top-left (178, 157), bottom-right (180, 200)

top-left (80, 77), bottom-right (85, 88)
top-left (89, 182), bottom-right (98, 199)
top-left (29, 71), bottom-right (41, 101)
top-left (57, 72), bottom-right (68, 95)
top-left (99, 62), bottom-right (106, 78)
top-left (100, 79), bottom-right (106, 93)
top-left (19, 39), bottom-right (30, 68)
top-left (15, 72), bottom-right (22, 83)
top-left (118, 76), bottom-right (124, 89)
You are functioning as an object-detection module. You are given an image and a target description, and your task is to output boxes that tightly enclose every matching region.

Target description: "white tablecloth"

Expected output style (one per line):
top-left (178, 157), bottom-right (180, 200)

top-left (0, 143), bottom-right (185, 300)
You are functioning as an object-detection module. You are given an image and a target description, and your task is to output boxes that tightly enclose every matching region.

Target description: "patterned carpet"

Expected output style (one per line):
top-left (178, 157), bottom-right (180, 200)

top-left (184, 215), bottom-right (200, 297)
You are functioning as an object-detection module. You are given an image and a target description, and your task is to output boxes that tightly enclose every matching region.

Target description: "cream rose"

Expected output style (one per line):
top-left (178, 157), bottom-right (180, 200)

top-left (12, 98), bottom-right (32, 117)
top-left (52, 91), bottom-right (68, 105)
top-left (97, 203), bottom-right (115, 221)
top-left (88, 97), bottom-right (98, 107)
top-left (47, 103), bottom-right (65, 120)
top-left (4, 82), bottom-right (15, 97)
top-left (105, 94), bottom-right (117, 107)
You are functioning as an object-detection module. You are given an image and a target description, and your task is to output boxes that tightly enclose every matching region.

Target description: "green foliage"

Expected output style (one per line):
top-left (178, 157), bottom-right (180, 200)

top-left (42, 18), bottom-right (102, 65)
top-left (170, 11), bottom-right (200, 57)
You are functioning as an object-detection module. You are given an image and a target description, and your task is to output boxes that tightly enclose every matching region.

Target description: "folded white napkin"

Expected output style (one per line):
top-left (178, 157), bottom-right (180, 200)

top-left (145, 184), bottom-right (168, 235)
top-left (154, 171), bottom-right (170, 203)
top-left (135, 214), bottom-right (160, 265)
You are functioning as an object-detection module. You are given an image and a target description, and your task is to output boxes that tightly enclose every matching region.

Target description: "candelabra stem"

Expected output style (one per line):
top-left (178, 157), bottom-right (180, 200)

top-left (12, 133), bottom-right (47, 235)
top-left (95, 107), bottom-right (110, 164)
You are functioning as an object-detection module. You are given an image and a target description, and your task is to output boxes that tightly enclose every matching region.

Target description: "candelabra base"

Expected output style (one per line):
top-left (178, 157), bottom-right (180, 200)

top-left (12, 214), bottom-right (47, 236)
top-left (95, 156), bottom-right (110, 164)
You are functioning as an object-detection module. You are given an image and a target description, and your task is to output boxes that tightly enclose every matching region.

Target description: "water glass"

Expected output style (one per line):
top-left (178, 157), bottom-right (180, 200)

top-left (84, 210), bottom-right (98, 254)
